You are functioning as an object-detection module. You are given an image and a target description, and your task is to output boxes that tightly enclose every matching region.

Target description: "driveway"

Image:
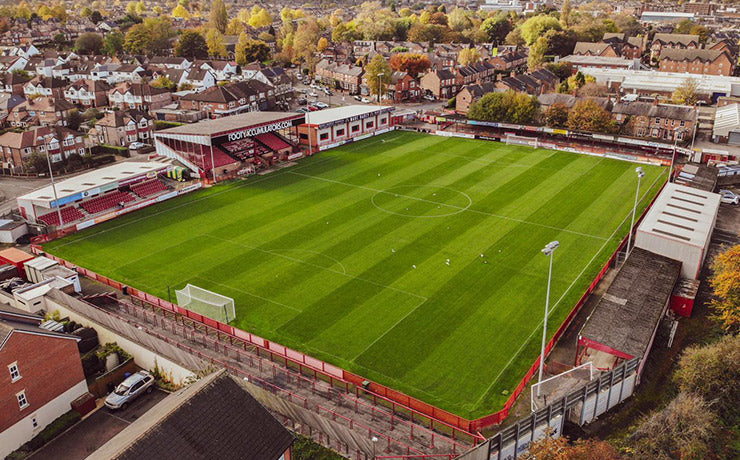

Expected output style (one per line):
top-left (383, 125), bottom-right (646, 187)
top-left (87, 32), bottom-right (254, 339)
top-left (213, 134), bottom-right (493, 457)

top-left (29, 388), bottom-right (168, 460)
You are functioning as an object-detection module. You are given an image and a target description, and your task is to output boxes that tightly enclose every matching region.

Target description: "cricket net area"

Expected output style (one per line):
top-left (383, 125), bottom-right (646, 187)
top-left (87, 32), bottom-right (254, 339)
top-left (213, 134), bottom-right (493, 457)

top-left (175, 284), bottom-right (236, 324)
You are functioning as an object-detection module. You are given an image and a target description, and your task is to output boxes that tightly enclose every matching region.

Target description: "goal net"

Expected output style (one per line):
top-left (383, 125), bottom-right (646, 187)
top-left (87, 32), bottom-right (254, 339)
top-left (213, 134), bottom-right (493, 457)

top-left (531, 362), bottom-right (594, 411)
top-left (505, 133), bottom-right (539, 148)
top-left (175, 284), bottom-right (236, 324)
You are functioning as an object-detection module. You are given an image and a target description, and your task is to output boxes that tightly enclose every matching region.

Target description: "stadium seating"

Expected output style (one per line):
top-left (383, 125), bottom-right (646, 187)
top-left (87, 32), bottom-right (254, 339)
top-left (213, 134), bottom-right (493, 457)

top-left (131, 179), bottom-right (167, 198)
top-left (255, 133), bottom-right (292, 152)
top-left (80, 191), bottom-right (135, 215)
top-left (38, 206), bottom-right (84, 226)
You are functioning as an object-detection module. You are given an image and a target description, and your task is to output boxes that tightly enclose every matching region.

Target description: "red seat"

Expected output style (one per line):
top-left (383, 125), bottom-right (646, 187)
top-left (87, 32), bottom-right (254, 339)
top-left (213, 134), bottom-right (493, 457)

top-left (38, 206), bottom-right (84, 226)
top-left (80, 191), bottom-right (136, 215)
top-left (131, 179), bottom-right (167, 198)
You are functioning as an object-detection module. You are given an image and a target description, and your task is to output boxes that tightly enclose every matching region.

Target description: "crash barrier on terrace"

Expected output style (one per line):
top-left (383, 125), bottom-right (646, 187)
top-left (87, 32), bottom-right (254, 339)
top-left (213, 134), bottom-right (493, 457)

top-left (455, 358), bottom-right (640, 460)
top-left (29, 155), bottom-right (667, 434)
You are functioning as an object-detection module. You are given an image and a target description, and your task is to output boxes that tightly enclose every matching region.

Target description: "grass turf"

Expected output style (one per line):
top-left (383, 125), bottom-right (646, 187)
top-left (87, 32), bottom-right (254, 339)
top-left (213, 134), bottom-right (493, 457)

top-left (44, 131), bottom-right (666, 419)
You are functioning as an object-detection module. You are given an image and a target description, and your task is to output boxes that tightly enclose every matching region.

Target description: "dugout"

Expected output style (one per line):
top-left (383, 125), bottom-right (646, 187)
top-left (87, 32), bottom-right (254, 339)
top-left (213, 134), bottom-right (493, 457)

top-left (577, 247), bottom-right (681, 375)
top-left (153, 112), bottom-right (304, 182)
top-left (634, 182), bottom-right (720, 280)
top-left (299, 105), bottom-right (395, 152)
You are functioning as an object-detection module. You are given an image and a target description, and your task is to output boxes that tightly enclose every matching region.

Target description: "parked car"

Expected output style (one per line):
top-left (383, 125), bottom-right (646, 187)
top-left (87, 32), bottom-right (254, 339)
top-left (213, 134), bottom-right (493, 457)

top-left (307, 105), bottom-right (319, 111)
top-left (128, 142), bottom-right (147, 150)
top-left (353, 95), bottom-right (362, 101)
top-left (360, 97), bottom-right (371, 103)
top-left (295, 107), bottom-right (309, 113)
top-left (720, 189), bottom-right (739, 205)
top-left (423, 94), bottom-right (435, 101)
top-left (105, 370), bottom-right (155, 410)
top-left (297, 98), bottom-right (307, 105)
top-left (307, 91), bottom-right (319, 97)
top-left (314, 101), bottom-right (329, 108)
top-left (323, 88), bottom-right (333, 96)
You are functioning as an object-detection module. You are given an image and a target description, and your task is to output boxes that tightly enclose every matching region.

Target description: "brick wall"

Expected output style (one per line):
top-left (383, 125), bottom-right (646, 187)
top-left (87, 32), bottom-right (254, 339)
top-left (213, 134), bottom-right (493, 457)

top-left (0, 332), bottom-right (84, 431)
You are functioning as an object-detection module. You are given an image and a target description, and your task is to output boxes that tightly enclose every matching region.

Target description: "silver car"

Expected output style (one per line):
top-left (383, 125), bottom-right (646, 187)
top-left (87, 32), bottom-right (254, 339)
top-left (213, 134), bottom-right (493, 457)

top-left (104, 370), bottom-right (155, 410)
top-left (720, 189), bottom-right (739, 205)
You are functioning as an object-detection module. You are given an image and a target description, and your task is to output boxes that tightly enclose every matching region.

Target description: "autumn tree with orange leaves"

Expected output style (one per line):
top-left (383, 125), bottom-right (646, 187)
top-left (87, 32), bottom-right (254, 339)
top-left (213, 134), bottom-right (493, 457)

top-left (389, 53), bottom-right (431, 77)
top-left (709, 243), bottom-right (740, 331)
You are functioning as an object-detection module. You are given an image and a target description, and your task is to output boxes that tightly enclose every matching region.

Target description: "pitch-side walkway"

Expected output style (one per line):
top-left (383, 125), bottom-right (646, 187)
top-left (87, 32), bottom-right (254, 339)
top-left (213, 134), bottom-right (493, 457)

top-left (77, 279), bottom-right (472, 459)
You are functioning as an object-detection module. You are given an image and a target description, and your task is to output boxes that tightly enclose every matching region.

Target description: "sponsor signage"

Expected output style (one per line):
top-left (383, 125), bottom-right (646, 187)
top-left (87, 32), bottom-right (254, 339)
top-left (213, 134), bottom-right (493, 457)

top-left (317, 107), bottom-right (395, 129)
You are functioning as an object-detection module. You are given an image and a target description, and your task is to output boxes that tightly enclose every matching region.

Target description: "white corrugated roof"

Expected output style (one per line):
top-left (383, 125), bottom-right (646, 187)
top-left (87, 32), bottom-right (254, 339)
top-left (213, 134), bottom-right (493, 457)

top-left (637, 182), bottom-right (720, 247)
top-left (583, 68), bottom-right (740, 96)
top-left (305, 105), bottom-right (392, 126)
top-left (713, 103), bottom-right (740, 138)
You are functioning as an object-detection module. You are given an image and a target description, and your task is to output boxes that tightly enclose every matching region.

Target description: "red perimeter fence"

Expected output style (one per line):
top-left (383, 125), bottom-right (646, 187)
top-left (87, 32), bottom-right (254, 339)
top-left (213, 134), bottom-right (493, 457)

top-left (29, 172), bottom-right (667, 436)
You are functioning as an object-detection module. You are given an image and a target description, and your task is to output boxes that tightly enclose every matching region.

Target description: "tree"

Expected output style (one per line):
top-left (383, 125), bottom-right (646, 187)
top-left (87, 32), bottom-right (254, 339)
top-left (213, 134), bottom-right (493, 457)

top-left (543, 103), bottom-right (569, 128)
top-left (674, 19), bottom-right (695, 35)
top-left (90, 10), bottom-right (103, 24)
top-left (577, 82), bottom-right (607, 97)
top-left (458, 47), bottom-right (481, 66)
top-left (172, 4), bottom-right (190, 19)
top-left (541, 29), bottom-right (577, 57)
top-left (520, 434), bottom-right (623, 460)
top-left (236, 36), bottom-right (270, 65)
top-left (674, 334), bottom-right (740, 423)
top-left (447, 8), bottom-right (470, 33)
top-left (629, 392), bottom-right (718, 460)
top-left (568, 99), bottom-right (616, 133)
top-left (528, 36), bottom-right (547, 71)
top-left (205, 28), bottom-right (227, 57)
top-left (545, 62), bottom-right (574, 80)
top-left (468, 91), bottom-right (539, 124)
top-left (175, 30), bottom-right (208, 59)
top-left (365, 54), bottom-right (392, 101)
top-left (248, 7), bottom-right (272, 28)
top-left (354, 1), bottom-right (397, 40)
top-left (293, 18), bottom-right (320, 65)
top-left (81, 6), bottom-right (92, 17)
top-left (690, 25), bottom-right (709, 43)
top-left (389, 53), bottom-right (431, 76)
top-left (209, 0), bottom-right (227, 34)
top-left (317, 37), bottom-right (329, 52)
top-left (407, 23), bottom-right (447, 44)
top-left (560, 0), bottom-right (572, 28)
top-left (75, 33), bottom-right (104, 55)
top-left (520, 14), bottom-right (561, 45)
top-left (709, 243), bottom-right (740, 332)
top-left (67, 110), bottom-right (83, 131)
top-left (103, 31), bottom-right (124, 56)
top-left (152, 76), bottom-right (176, 90)
top-left (505, 27), bottom-right (525, 47)
top-left (480, 14), bottom-right (511, 43)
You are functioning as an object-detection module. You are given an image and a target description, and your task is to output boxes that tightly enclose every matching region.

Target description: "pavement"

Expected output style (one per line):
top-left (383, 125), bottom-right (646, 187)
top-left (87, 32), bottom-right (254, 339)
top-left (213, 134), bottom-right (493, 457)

top-left (28, 389), bottom-right (168, 460)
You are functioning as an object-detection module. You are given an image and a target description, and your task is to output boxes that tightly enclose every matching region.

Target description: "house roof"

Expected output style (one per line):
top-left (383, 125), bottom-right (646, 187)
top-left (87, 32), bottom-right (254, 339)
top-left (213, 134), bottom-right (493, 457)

top-left (653, 33), bottom-right (700, 46)
top-left (659, 48), bottom-right (729, 63)
top-left (156, 111), bottom-right (303, 137)
top-left (89, 370), bottom-right (295, 460)
top-left (602, 32), bottom-right (625, 42)
top-left (713, 103), bottom-right (740, 138)
top-left (573, 42), bottom-right (612, 55)
top-left (461, 82), bottom-right (498, 99)
top-left (612, 101), bottom-right (695, 121)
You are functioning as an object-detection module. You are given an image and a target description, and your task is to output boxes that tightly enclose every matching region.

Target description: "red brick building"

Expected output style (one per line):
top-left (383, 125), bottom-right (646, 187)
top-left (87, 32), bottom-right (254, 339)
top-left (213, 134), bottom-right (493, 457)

top-left (0, 306), bottom-right (86, 458)
top-left (658, 49), bottom-right (735, 76)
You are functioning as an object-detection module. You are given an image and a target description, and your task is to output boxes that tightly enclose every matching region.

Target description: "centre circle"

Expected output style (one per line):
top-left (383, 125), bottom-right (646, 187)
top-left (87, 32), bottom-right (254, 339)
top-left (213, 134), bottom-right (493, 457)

top-left (370, 185), bottom-right (472, 218)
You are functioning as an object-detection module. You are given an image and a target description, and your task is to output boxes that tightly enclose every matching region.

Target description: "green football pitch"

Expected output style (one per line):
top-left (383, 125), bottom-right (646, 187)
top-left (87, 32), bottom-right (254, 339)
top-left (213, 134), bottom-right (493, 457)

top-left (44, 131), bottom-right (666, 418)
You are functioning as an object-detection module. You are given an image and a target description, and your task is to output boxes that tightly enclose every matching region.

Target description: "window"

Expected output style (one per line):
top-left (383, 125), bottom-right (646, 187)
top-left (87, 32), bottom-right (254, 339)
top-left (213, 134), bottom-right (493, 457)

top-left (31, 416), bottom-right (38, 429)
top-left (79, 148), bottom-right (85, 155)
top-left (351, 125), bottom-right (360, 133)
top-left (8, 362), bottom-right (20, 381)
top-left (336, 128), bottom-right (345, 137)
top-left (17, 391), bottom-right (28, 409)
top-left (319, 132), bottom-right (329, 141)
top-left (655, 117), bottom-right (660, 124)
top-left (680, 120), bottom-right (685, 127)
top-left (366, 121), bottom-right (374, 129)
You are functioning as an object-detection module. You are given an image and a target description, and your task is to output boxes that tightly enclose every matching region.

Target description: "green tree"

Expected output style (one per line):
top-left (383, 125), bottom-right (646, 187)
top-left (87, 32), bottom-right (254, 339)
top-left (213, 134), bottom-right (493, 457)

top-left (209, 0), bottom-right (228, 33)
top-left (543, 103), bottom-right (569, 128)
top-left (175, 30), bottom-right (208, 59)
top-left (365, 54), bottom-right (392, 102)
top-left (293, 18), bottom-right (320, 65)
top-left (567, 98), bottom-right (616, 134)
top-left (520, 14), bottom-right (561, 45)
top-left (528, 35), bottom-right (547, 70)
top-left (468, 91), bottom-right (539, 124)
top-left (480, 14), bottom-right (511, 43)
top-left (709, 244), bottom-right (740, 332)
top-left (90, 10), bottom-right (103, 23)
top-left (172, 4), bottom-right (190, 19)
top-left (74, 32), bottom-right (104, 55)
top-left (559, 0), bottom-right (572, 28)
top-left (248, 7), bottom-right (272, 28)
top-left (458, 47), bottom-right (481, 66)
top-left (447, 7), bottom-right (470, 33)
top-left (103, 31), bottom-right (124, 56)
top-left (407, 23), bottom-right (447, 44)
top-left (152, 75), bottom-right (176, 90)
top-left (236, 35), bottom-right (270, 65)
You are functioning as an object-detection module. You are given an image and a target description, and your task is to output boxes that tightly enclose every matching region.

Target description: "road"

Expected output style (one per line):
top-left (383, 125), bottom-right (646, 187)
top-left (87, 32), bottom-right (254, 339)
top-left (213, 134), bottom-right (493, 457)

top-left (28, 388), bottom-right (168, 460)
top-left (0, 176), bottom-right (52, 216)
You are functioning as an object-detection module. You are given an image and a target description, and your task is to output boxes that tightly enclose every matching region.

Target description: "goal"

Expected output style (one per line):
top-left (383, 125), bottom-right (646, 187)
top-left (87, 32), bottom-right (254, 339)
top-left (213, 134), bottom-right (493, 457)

top-left (175, 284), bottom-right (236, 324)
top-left (531, 362), bottom-right (594, 411)
top-left (505, 133), bottom-right (539, 148)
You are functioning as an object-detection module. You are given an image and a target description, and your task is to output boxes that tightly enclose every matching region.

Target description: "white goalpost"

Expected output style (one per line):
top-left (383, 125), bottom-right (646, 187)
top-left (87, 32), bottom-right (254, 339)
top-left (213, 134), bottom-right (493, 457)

top-left (530, 361), bottom-right (594, 411)
top-left (175, 284), bottom-right (236, 324)
top-left (505, 133), bottom-right (539, 149)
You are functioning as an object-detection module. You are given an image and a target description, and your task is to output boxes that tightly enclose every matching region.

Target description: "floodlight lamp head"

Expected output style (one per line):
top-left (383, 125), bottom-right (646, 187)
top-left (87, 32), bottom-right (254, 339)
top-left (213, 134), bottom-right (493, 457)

top-left (542, 241), bottom-right (559, 255)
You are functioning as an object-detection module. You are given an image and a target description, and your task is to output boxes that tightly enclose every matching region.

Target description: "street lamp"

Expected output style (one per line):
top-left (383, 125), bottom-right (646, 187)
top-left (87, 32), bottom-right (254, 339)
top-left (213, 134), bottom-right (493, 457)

top-left (537, 240), bottom-right (559, 396)
top-left (376, 73), bottom-right (384, 106)
top-left (627, 167), bottom-right (645, 257)
top-left (43, 134), bottom-right (63, 228)
top-left (371, 436), bottom-right (379, 459)
top-left (669, 127), bottom-right (686, 183)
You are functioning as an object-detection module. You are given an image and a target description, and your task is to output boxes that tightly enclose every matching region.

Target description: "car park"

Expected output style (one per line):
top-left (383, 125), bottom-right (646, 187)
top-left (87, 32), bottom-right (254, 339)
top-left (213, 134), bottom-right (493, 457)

top-left (719, 189), bottom-right (739, 205)
top-left (314, 101), bottom-right (329, 109)
top-left (104, 370), bottom-right (155, 410)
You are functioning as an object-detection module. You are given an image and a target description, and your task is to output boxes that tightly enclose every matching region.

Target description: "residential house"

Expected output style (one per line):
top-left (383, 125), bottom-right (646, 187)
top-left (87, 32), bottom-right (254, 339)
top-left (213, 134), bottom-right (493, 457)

top-left (611, 101), bottom-right (695, 141)
top-left (650, 33), bottom-right (700, 59)
top-left (600, 33), bottom-right (644, 59)
top-left (573, 42), bottom-right (619, 57)
top-left (195, 60), bottom-right (239, 81)
top-left (0, 56), bottom-right (28, 74)
top-left (26, 97), bottom-right (76, 126)
top-left (388, 71), bottom-right (420, 103)
top-left (33, 57), bottom-right (65, 78)
top-left (487, 50), bottom-right (527, 71)
top-left (0, 72), bottom-right (32, 95)
top-left (108, 83), bottom-right (172, 111)
top-left (0, 126), bottom-right (89, 171)
top-left (420, 68), bottom-right (457, 99)
top-left (148, 56), bottom-right (191, 70)
top-left (64, 79), bottom-right (110, 108)
top-left (184, 68), bottom-right (216, 91)
top-left (455, 82), bottom-right (499, 115)
top-left (90, 110), bottom-right (154, 147)
top-left (178, 79), bottom-right (275, 117)
top-left (495, 68), bottom-right (559, 95)
top-left (658, 49), bottom-right (734, 76)
top-left (7, 44), bottom-right (40, 59)
top-left (89, 370), bottom-right (294, 460)
top-left (0, 306), bottom-right (86, 459)
top-left (23, 77), bottom-right (67, 100)
top-left (315, 59), bottom-right (364, 94)
top-left (0, 94), bottom-right (25, 123)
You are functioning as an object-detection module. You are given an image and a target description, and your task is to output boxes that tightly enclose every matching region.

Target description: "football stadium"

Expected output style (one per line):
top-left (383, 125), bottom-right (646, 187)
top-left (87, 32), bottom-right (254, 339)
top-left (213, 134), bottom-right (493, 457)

top-left (43, 131), bottom-right (666, 419)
